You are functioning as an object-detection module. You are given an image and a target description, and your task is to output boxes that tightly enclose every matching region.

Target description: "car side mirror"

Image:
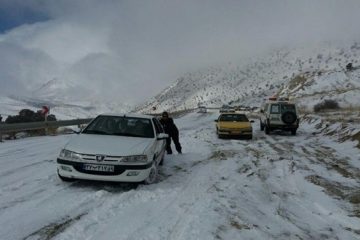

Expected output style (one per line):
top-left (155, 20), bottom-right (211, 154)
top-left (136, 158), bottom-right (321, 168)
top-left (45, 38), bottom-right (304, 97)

top-left (157, 133), bottom-right (168, 140)
top-left (71, 127), bottom-right (81, 134)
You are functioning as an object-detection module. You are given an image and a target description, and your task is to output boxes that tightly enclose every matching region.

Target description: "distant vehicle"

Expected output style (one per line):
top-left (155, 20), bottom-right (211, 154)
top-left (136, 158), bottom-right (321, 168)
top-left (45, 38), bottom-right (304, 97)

top-left (251, 106), bottom-right (259, 111)
top-left (259, 97), bottom-right (299, 135)
top-left (219, 105), bottom-right (235, 113)
top-left (215, 113), bottom-right (253, 139)
top-left (57, 113), bottom-right (168, 184)
top-left (198, 106), bottom-right (207, 113)
top-left (234, 106), bottom-right (242, 111)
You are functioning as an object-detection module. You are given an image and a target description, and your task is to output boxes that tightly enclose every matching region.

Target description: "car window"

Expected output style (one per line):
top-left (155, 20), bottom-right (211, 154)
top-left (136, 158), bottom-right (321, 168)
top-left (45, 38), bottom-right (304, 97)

top-left (83, 116), bottom-right (154, 138)
top-left (152, 118), bottom-right (164, 134)
top-left (281, 104), bottom-right (296, 112)
top-left (219, 114), bottom-right (248, 122)
top-left (270, 104), bottom-right (280, 114)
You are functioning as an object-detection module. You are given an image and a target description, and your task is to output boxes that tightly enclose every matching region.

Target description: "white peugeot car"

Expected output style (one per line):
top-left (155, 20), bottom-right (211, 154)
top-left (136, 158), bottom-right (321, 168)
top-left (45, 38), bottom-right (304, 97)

top-left (57, 113), bottom-right (168, 184)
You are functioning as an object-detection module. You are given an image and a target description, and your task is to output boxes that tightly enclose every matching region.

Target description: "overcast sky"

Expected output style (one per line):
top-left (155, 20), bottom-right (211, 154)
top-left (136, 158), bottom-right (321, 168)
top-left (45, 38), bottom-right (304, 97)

top-left (0, 0), bottom-right (360, 104)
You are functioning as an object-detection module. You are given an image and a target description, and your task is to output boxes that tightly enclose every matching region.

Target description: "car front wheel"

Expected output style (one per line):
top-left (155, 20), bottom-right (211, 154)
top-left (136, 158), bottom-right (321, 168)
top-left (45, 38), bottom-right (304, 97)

top-left (57, 170), bottom-right (75, 182)
top-left (144, 163), bottom-right (158, 185)
top-left (216, 128), bottom-right (223, 138)
top-left (260, 120), bottom-right (264, 131)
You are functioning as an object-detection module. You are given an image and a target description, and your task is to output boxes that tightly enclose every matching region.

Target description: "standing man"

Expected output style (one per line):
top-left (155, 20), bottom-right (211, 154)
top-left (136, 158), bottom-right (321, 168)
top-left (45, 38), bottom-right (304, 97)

top-left (160, 111), bottom-right (182, 154)
top-left (0, 114), bottom-right (2, 142)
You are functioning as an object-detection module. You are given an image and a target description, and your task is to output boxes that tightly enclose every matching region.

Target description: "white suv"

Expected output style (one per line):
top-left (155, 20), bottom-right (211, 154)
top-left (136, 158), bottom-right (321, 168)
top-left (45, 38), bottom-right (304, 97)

top-left (57, 113), bottom-right (168, 184)
top-left (259, 98), bottom-right (299, 135)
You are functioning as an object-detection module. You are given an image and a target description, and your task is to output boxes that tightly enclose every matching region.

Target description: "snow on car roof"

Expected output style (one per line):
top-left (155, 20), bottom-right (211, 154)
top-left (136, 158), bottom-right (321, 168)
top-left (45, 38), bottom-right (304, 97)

top-left (99, 113), bottom-right (154, 119)
top-left (219, 112), bottom-right (247, 116)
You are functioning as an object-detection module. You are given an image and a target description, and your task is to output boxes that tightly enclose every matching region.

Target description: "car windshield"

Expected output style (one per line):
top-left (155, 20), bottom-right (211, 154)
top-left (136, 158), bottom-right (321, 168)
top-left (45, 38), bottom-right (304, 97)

top-left (222, 105), bottom-right (232, 109)
top-left (219, 114), bottom-right (248, 122)
top-left (82, 115), bottom-right (154, 138)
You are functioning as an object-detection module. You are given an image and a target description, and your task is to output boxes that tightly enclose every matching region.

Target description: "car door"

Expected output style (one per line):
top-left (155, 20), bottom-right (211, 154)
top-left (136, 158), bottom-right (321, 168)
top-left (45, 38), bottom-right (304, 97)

top-left (152, 118), bottom-right (166, 162)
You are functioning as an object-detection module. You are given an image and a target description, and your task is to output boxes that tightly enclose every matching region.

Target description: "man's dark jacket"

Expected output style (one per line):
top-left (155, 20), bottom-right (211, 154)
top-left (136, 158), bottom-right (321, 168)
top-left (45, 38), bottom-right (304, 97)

top-left (159, 118), bottom-right (179, 136)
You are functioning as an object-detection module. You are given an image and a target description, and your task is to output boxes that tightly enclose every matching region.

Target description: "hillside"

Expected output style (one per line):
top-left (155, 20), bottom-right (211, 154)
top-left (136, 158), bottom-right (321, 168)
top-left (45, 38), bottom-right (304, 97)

top-left (0, 94), bottom-right (132, 120)
top-left (137, 42), bottom-right (360, 113)
top-left (1, 42), bottom-right (360, 119)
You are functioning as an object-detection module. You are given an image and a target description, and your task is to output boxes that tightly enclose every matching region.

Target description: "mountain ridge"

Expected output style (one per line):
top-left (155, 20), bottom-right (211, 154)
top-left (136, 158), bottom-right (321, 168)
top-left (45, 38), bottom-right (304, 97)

top-left (1, 42), bottom-right (360, 119)
top-left (136, 42), bottom-right (360, 114)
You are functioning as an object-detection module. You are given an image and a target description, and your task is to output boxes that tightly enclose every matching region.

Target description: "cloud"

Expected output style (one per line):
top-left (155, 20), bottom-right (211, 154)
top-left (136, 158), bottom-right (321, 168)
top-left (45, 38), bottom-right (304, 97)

top-left (0, 0), bottom-right (49, 32)
top-left (0, 0), bottom-right (360, 104)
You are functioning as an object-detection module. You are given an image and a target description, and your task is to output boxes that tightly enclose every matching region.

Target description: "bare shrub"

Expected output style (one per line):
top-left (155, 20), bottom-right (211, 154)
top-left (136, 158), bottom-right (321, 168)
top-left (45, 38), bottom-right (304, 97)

top-left (314, 100), bottom-right (340, 112)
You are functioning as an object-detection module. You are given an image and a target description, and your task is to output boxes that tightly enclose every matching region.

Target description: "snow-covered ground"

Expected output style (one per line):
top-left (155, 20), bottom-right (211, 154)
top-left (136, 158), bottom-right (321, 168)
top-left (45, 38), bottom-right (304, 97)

top-left (1, 110), bottom-right (360, 240)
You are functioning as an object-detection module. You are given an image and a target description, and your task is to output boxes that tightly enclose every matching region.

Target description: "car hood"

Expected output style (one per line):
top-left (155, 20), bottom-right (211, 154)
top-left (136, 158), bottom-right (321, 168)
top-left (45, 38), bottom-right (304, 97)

top-left (64, 134), bottom-right (154, 156)
top-left (218, 122), bottom-right (252, 129)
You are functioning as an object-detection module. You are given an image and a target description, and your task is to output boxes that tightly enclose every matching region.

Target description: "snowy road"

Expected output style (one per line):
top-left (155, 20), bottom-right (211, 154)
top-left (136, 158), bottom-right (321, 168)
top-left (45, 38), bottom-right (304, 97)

top-left (1, 112), bottom-right (360, 240)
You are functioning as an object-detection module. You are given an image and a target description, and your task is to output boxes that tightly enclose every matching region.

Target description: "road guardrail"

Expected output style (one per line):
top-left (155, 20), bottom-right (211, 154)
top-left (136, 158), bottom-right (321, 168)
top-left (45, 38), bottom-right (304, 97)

top-left (0, 118), bottom-right (93, 141)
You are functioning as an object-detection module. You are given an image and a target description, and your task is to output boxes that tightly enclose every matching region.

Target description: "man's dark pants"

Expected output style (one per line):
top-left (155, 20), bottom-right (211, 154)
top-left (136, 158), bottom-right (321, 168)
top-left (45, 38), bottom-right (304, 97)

top-left (166, 134), bottom-right (182, 154)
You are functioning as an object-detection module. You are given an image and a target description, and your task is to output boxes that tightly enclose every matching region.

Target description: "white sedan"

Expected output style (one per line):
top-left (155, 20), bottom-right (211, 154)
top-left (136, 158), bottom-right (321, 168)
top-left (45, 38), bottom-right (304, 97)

top-left (57, 113), bottom-right (168, 184)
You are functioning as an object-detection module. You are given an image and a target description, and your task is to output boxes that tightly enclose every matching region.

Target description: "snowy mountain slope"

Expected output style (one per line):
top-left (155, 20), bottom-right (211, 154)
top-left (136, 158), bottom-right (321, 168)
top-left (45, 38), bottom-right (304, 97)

top-left (0, 111), bottom-right (360, 239)
top-left (137, 42), bottom-right (360, 113)
top-left (0, 72), bottom-right (132, 119)
top-left (31, 78), bottom-right (75, 99)
top-left (2, 42), bottom-right (360, 119)
top-left (279, 68), bottom-right (360, 110)
top-left (0, 94), bottom-right (132, 120)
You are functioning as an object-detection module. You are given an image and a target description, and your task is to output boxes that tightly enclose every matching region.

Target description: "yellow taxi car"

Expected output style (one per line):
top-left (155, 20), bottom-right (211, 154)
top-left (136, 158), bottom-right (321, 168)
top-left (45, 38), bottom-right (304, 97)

top-left (215, 113), bottom-right (253, 139)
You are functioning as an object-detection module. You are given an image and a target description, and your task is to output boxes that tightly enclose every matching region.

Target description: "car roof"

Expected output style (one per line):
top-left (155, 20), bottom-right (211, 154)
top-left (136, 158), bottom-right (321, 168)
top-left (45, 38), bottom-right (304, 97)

top-left (264, 100), bottom-right (296, 105)
top-left (219, 112), bottom-right (247, 116)
top-left (99, 113), bottom-right (154, 120)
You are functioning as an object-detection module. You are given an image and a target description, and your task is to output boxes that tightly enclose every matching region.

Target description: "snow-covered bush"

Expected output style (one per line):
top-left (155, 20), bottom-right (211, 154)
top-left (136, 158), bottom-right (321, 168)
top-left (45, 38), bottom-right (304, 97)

top-left (313, 99), bottom-right (340, 112)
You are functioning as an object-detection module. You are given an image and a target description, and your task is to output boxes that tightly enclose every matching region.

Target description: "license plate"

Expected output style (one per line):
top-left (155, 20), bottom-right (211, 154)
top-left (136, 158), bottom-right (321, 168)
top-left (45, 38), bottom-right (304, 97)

top-left (83, 164), bottom-right (114, 172)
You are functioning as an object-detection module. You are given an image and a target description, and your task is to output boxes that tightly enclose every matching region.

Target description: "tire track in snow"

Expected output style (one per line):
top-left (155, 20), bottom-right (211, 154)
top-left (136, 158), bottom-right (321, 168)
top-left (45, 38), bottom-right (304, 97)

top-left (211, 131), bottom-right (358, 239)
top-left (258, 132), bottom-right (360, 238)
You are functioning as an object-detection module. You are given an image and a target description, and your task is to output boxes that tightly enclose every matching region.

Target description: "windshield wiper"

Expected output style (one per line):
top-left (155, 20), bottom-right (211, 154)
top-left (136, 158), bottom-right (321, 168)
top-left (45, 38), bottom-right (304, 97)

top-left (82, 130), bottom-right (110, 135)
top-left (112, 132), bottom-right (143, 137)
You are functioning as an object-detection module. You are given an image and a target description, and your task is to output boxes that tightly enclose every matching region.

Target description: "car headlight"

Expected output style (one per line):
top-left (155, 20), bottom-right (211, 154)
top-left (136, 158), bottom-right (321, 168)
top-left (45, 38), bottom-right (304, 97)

top-left (59, 149), bottom-right (82, 161)
top-left (120, 155), bottom-right (148, 163)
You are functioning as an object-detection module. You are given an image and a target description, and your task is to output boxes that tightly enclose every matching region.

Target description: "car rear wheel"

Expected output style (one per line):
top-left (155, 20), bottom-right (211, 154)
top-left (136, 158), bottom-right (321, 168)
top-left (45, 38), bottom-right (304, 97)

top-left (264, 125), bottom-right (270, 135)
